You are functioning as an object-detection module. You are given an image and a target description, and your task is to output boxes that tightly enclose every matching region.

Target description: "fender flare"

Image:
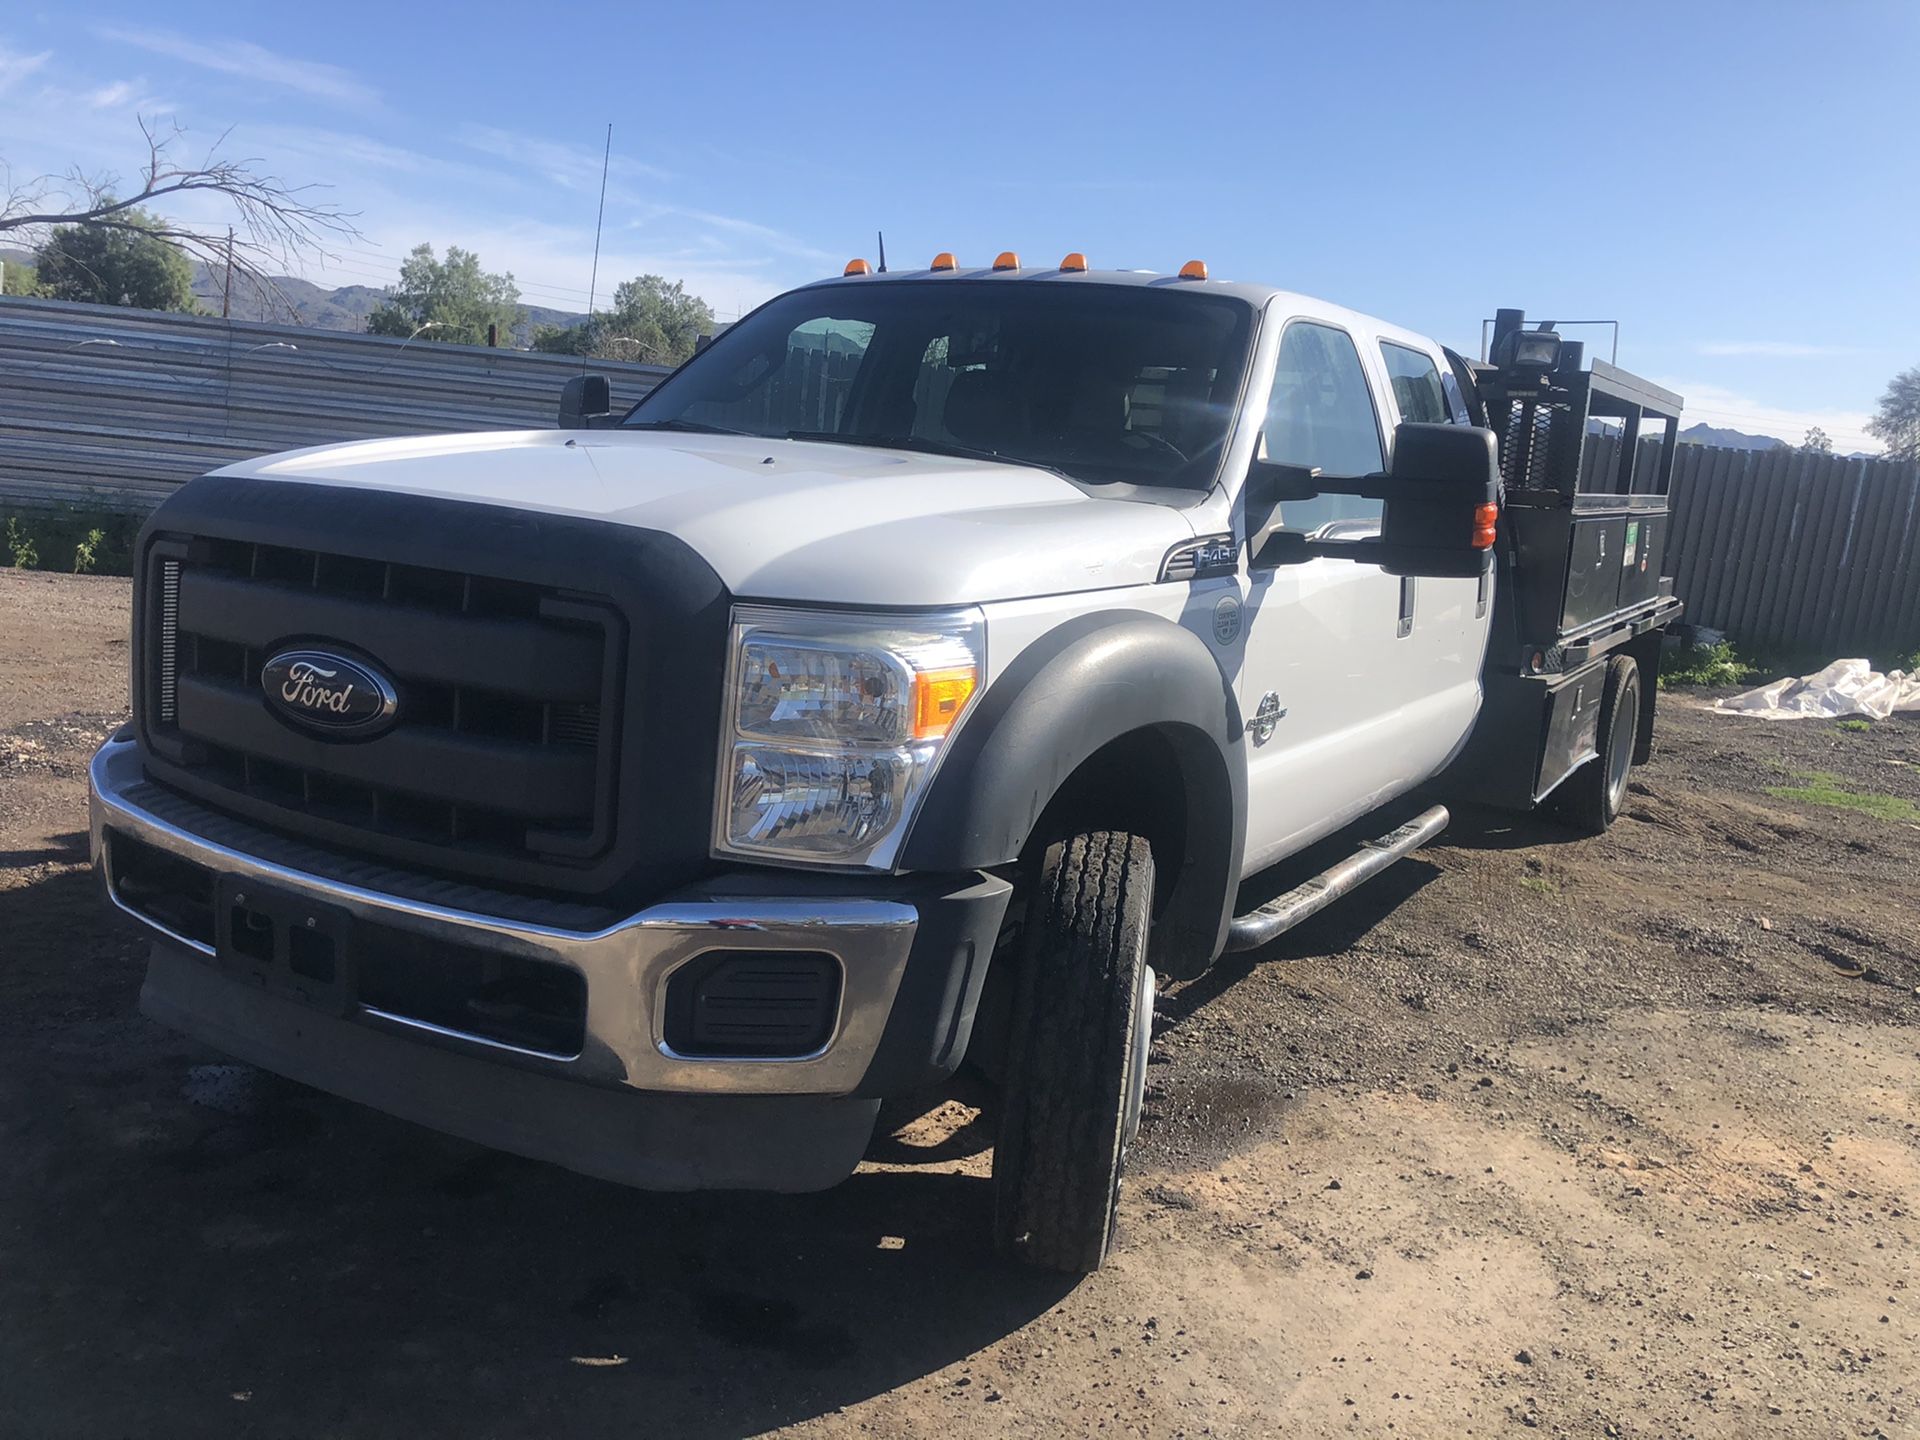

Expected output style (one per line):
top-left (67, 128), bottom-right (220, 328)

top-left (900, 609), bottom-right (1246, 976)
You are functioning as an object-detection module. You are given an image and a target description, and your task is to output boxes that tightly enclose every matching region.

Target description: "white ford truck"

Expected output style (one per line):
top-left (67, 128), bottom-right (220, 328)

top-left (90, 257), bottom-right (1683, 1270)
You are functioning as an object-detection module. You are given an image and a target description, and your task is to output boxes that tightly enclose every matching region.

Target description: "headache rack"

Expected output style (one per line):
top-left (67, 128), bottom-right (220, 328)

top-left (1448, 308), bottom-right (1686, 812)
top-left (1472, 308), bottom-right (1685, 675)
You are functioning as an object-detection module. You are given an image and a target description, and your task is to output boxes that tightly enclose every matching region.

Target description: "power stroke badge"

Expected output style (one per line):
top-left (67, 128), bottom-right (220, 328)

top-left (1212, 594), bottom-right (1243, 646)
top-left (260, 649), bottom-right (399, 738)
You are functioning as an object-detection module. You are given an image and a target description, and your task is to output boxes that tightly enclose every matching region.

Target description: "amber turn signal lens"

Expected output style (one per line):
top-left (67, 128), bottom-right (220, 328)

top-left (1471, 502), bottom-right (1500, 549)
top-left (911, 667), bottom-right (977, 740)
top-left (844, 258), bottom-right (872, 276)
top-left (930, 251), bottom-right (957, 271)
top-left (992, 251), bottom-right (1020, 271)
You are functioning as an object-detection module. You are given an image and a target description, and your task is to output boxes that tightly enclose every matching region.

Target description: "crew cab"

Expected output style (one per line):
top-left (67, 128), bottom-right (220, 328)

top-left (90, 257), bottom-right (1683, 1271)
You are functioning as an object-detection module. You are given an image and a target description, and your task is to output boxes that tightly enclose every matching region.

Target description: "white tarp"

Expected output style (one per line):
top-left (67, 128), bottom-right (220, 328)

top-left (1716, 659), bottom-right (1920, 721)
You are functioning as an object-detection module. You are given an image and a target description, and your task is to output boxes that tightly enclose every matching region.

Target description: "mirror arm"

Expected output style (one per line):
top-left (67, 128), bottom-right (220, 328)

top-left (1250, 464), bottom-right (1492, 507)
top-left (1256, 531), bottom-right (1493, 579)
top-left (1245, 460), bottom-right (1323, 502)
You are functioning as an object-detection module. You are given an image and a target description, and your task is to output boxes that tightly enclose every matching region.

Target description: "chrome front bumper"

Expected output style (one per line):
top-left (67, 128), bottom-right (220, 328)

top-left (89, 736), bottom-right (938, 1099)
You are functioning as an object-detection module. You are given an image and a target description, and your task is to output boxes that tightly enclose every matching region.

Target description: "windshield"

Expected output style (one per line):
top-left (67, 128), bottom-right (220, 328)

top-left (624, 280), bottom-right (1256, 491)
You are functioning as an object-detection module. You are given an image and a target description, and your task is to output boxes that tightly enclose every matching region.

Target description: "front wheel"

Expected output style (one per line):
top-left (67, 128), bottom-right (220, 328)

top-left (1556, 655), bottom-right (1642, 834)
top-left (992, 830), bottom-right (1156, 1273)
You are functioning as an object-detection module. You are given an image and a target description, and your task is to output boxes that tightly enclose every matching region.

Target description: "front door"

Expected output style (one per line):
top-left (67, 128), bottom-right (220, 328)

top-left (1234, 317), bottom-right (1483, 875)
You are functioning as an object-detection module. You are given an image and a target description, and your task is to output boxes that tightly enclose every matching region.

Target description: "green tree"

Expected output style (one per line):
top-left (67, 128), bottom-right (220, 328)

top-left (367, 243), bottom-right (523, 346)
top-left (1866, 366), bottom-right (1920, 462)
top-left (1801, 426), bottom-right (1832, 454)
top-left (33, 207), bottom-right (196, 311)
top-left (2, 260), bottom-right (43, 296)
top-left (531, 274), bottom-right (715, 366)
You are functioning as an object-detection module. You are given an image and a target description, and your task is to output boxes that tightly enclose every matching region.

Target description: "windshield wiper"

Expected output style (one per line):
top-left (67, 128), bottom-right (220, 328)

top-left (782, 430), bottom-right (1069, 479)
top-left (625, 417), bottom-right (751, 436)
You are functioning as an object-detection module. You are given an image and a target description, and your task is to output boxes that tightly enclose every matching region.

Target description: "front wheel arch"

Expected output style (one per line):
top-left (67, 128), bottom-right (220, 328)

top-left (900, 610), bottom-right (1246, 979)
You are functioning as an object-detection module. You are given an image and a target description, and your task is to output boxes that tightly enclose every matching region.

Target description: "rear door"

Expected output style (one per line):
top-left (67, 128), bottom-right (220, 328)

top-left (1369, 334), bottom-right (1492, 778)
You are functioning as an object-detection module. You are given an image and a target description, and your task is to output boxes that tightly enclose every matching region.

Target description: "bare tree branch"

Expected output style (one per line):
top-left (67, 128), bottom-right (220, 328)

top-left (1, 115), bottom-right (362, 314)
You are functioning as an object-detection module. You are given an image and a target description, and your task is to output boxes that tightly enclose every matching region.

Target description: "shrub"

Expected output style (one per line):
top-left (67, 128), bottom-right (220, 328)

top-left (1659, 640), bottom-right (1754, 690)
top-left (5, 516), bottom-right (39, 570)
top-left (72, 527), bottom-right (106, 575)
top-left (1, 510), bottom-right (139, 576)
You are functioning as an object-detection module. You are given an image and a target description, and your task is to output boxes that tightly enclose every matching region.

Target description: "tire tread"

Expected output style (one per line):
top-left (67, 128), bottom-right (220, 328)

top-left (1556, 655), bottom-right (1640, 834)
top-left (993, 830), bottom-right (1152, 1272)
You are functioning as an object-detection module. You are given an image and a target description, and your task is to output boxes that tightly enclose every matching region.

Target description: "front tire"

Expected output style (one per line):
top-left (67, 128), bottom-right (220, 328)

top-left (1557, 655), bottom-right (1642, 834)
top-left (992, 830), bottom-right (1156, 1273)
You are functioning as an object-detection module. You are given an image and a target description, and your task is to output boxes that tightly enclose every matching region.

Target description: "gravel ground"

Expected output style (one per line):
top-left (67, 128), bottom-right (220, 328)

top-left (2, 568), bottom-right (1916, 1439)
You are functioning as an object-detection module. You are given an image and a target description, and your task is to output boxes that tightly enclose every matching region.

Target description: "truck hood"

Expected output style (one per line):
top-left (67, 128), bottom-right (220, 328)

top-left (212, 429), bottom-right (1196, 606)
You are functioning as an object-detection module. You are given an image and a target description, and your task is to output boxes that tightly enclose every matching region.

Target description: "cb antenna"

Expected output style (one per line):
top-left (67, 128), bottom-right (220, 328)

top-left (583, 121), bottom-right (612, 374)
top-left (877, 229), bottom-right (887, 273)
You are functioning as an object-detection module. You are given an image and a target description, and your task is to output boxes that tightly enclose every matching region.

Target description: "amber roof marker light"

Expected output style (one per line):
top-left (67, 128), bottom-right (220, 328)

top-left (843, 258), bottom-right (872, 276)
top-left (930, 251), bottom-right (958, 272)
top-left (1059, 252), bottom-right (1089, 272)
top-left (992, 251), bottom-right (1021, 271)
top-left (1178, 259), bottom-right (1209, 280)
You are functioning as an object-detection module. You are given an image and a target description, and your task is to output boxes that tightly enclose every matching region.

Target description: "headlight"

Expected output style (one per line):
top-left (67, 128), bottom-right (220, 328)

top-left (715, 606), bottom-right (985, 868)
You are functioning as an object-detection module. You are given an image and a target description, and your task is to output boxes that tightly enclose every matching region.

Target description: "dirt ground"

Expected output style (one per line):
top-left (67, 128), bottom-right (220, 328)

top-left (3, 566), bottom-right (1916, 1440)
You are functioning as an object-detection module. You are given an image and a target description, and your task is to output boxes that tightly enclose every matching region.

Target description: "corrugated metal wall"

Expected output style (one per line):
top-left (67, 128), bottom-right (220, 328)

top-left (0, 297), bottom-right (669, 514)
top-left (5, 296), bottom-right (1915, 654)
top-left (1664, 444), bottom-right (1920, 655)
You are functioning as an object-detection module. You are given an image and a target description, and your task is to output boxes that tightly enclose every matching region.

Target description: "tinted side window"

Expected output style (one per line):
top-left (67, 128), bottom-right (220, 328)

top-left (1380, 341), bottom-right (1450, 425)
top-left (1262, 321), bottom-right (1385, 532)
top-left (684, 316), bottom-right (876, 434)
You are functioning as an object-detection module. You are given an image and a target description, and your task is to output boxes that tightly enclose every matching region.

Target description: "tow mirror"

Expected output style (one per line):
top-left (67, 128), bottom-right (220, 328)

top-left (1248, 422), bottom-right (1501, 578)
top-left (558, 373), bottom-right (613, 429)
top-left (1243, 460), bottom-right (1321, 561)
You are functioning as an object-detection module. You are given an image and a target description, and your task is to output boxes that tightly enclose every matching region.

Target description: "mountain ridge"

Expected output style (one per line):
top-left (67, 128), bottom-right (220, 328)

top-left (2, 246), bottom-right (587, 337)
top-left (1678, 422), bottom-right (1786, 451)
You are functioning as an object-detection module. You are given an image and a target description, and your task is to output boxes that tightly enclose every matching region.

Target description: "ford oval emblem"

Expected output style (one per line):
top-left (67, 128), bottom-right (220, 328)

top-left (260, 648), bottom-right (399, 738)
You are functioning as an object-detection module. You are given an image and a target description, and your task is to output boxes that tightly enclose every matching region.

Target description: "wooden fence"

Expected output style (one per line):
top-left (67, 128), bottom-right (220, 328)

top-left (0, 297), bottom-right (668, 515)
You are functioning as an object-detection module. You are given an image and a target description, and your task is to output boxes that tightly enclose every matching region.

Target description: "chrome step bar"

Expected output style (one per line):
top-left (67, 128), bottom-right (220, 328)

top-left (1224, 805), bottom-right (1450, 954)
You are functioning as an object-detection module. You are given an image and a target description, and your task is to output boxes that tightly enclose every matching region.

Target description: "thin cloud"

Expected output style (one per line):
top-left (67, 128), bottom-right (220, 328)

top-left (1696, 341), bottom-right (1859, 359)
top-left (457, 124), bottom-right (674, 188)
top-left (250, 124), bottom-right (441, 176)
top-left (92, 25), bottom-right (378, 109)
top-left (0, 44), bottom-right (52, 95)
top-left (629, 203), bottom-right (836, 265)
top-left (84, 80), bottom-right (137, 110)
top-left (1656, 378), bottom-right (1881, 454)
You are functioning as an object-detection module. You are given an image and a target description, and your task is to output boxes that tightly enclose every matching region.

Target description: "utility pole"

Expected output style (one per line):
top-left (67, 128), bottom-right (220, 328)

top-left (221, 227), bottom-right (234, 319)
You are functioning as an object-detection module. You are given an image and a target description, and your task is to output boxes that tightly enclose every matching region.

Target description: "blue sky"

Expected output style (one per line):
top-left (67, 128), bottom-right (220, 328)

top-left (2, 1), bottom-right (1914, 450)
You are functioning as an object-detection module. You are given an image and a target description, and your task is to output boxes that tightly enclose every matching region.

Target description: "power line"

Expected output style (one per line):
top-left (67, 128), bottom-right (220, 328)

top-left (305, 257), bottom-right (598, 307)
top-left (307, 237), bottom-right (627, 303)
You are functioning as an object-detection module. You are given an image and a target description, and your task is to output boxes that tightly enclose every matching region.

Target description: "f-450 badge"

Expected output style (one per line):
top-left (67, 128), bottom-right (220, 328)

top-left (1159, 533), bottom-right (1240, 583)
